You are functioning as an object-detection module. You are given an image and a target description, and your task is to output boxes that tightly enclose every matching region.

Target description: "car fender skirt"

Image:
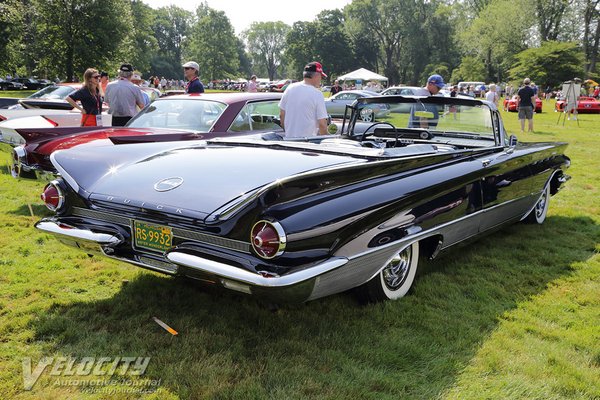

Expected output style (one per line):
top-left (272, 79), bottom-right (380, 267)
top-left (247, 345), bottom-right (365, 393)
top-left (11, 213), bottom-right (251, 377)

top-left (35, 220), bottom-right (124, 246)
top-left (166, 251), bottom-right (348, 289)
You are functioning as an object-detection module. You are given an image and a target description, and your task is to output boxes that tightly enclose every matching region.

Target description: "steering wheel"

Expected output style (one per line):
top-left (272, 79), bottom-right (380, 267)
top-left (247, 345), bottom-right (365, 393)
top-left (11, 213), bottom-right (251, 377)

top-left (360, 122), bottom-right (398, 143)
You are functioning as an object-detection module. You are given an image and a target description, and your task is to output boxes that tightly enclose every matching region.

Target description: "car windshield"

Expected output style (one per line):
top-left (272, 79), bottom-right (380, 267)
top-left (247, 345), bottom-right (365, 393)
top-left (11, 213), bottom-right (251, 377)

top-left (27, 85), bottom-right (76, 100)
top-left (350, 96), bottom-right (497, 145)
top-left (127, 99), bottom-right (227, 132)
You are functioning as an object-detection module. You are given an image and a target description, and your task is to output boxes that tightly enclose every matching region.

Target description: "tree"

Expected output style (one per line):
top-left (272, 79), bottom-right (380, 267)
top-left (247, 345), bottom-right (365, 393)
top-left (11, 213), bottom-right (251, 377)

top-left (235, 37), bottom-right (252, 78)
top-left (459, 0), bottom-right (535, 82)
top-left (285, 21), bottom-right (318, 78)
top-left (244, 22), bottom-right (290, 80)
top-left (536, 0), bottom-right (573, 42)
top-left (581, 0), bottom-right (600, 76)
top-left (312, 10), bottom-right (355, 81)
top-left (187, 5), bottom-right (239, 81)
top-left (151, 5), bottom-right (192, 78)
top-left (345, 0), bottom-right (408, 84)
top-left (33, 0), bottom-right (132, 81)
top-left (508, 41), bottom-right (585, 88)
top-left (0, 0), bottom-right (25, 75)
top-left (451, 56), bottom-right (486, 83)
top-left (128, 0), bottom-right (158, 76)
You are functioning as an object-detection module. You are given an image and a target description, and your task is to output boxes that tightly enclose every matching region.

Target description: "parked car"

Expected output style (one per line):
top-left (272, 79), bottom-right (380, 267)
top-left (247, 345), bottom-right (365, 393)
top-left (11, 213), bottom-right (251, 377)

top-left (1, 92), bottom-right (284, 180)
top-left (380, 86), bottom-right (422, 96)
top-left (269, 79), bottom-right (296, 92)
top-left (5, 83), bottom-right (80, 112)
top-left (0, 98), bottom-right (21, 110)
top-left (458, 81), bottom-right (486, 96)
top-left (0, 79), bottom-right (25, 91)
top-left (555, 96), bottom-right (600, 114)
top-left (257, 81), bottom-right (272, 92)
top-left (380, 86), bottom-right (425, 112)
top-left (10, 78), bottom-right (51, 90)
top-left (35, 95), bottom-right (570, 303)
top-left (325, 90), bottom-right (390, 120)
top-left (503, 95), bottom-right (543, 113)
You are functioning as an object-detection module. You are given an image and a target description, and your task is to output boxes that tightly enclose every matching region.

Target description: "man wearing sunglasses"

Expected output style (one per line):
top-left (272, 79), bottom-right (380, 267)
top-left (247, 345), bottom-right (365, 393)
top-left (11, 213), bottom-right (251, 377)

top-left (182, 61), bottom-right (205, 94)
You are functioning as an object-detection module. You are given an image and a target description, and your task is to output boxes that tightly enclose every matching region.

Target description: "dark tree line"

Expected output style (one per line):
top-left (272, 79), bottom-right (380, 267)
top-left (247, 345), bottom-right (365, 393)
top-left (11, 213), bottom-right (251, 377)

top-left (0, 0), bottom-right (597, 87)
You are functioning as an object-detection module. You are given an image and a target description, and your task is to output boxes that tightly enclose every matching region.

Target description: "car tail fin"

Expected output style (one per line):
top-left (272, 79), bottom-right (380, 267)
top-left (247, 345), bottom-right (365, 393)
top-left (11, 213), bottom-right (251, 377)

top-left (15, 127), bottom-right (101, 144)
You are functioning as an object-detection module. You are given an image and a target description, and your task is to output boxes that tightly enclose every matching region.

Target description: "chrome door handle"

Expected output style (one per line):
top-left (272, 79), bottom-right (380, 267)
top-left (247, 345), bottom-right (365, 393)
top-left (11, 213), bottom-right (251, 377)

top-left (482, 159), bottom-right (492, 167)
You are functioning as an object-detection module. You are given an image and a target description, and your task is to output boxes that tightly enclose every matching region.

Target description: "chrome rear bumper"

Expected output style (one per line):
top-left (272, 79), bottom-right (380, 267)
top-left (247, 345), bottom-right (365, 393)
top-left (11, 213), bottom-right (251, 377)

top-left (35, 220), bottom-right (124, 246)
top-left (35, 218), bottom-right (351, 302)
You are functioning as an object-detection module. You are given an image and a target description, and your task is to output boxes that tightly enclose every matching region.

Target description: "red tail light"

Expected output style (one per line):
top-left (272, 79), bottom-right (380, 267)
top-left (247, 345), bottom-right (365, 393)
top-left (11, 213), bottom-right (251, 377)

top-left (250, 220), bottom-right (286, 259)
top-left (41, 181), bottom-right (64, 211)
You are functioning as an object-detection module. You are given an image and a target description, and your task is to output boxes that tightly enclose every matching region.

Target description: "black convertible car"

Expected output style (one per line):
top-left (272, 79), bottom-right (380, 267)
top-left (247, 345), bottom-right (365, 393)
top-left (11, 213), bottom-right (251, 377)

top-left (36, 95), bottom-right (570, 303)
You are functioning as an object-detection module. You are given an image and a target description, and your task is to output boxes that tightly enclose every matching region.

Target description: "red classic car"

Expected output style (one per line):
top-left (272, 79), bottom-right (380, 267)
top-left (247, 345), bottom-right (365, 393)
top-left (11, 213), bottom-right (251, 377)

top-left (555, 96), bottom-right (600, 114)
top-left (503, 95), bottom-right (542, 113)
top-left (0, 92), bottom-right (284, 180)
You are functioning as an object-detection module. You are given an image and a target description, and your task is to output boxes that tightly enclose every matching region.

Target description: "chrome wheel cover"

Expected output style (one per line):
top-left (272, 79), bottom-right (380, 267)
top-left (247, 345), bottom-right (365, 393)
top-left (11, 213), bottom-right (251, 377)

top-left (535, 190), bottom-right (548, 219)
top-left (360, 108), bottom-right (374, 122)
top-left (382, 247), bottom-right (412, 290)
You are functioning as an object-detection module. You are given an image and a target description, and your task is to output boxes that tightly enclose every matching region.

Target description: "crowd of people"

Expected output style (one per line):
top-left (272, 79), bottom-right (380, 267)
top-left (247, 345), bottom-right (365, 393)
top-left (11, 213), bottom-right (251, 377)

top-left (66, 60), bottom-right (204, 127)
top-left (61, 57), bottom-right (596, 136)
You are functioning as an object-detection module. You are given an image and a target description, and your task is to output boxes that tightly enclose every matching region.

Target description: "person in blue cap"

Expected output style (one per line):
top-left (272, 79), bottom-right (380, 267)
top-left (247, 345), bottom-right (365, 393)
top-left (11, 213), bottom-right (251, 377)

top-left (408, 74), bottom-right (446, 129)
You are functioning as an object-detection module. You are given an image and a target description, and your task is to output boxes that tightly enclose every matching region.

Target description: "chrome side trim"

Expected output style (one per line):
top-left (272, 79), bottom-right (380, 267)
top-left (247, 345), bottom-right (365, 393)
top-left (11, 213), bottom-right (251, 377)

top-left (35, 220), bottom-right (123, 246)
top-left (166, 251), bottom-right (348, 288)
top-left (335, 193), bottom-right (535, 260)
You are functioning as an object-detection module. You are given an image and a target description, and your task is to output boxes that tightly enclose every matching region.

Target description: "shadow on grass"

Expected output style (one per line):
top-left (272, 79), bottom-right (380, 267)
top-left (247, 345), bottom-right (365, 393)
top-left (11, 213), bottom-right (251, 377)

top-left (28, 215), bottom-right (598, 399)
top-left (8, 203), bottom-right (51, 217)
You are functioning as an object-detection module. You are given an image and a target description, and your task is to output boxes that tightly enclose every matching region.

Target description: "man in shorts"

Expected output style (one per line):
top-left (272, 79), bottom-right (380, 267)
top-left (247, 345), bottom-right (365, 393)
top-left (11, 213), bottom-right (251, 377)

top-left (517, 78), bottom-right (536, 133)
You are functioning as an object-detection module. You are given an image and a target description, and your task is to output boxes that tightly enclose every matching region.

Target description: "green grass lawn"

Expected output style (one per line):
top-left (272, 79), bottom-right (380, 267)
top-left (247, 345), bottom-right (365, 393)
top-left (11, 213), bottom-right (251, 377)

top-left (0, 90), bottom-right (35, 98)
top-left (0, 98), bottom-right (598, 399)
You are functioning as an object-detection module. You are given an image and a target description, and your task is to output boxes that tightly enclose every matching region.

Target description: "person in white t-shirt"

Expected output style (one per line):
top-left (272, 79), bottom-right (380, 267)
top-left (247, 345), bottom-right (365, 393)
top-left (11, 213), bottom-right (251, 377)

top-left (279, 61), bottom-right (328, 138)
top-left (485, 83), bottom-right (499, 110)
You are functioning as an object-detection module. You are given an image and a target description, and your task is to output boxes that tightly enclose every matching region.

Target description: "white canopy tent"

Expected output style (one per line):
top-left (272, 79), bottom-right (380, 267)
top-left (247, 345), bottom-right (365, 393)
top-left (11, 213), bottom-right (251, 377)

top-left (336, 68), bottom-right (388, 83)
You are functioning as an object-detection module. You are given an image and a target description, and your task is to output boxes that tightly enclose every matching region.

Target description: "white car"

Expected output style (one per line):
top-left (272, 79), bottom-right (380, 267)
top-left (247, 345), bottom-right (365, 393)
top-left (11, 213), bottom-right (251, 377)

top-left (0, 86), bottom-right (161, 144)
top-left (380, 86), bottom-right (423, 96)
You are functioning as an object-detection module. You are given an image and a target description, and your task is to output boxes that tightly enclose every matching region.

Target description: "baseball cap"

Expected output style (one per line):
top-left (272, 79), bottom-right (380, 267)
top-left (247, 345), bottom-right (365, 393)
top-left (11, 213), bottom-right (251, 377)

top-left (304, 61), bottom-right (327, 78)
top-left (119, 63), bottom-right (134, 72)
top-left (427, 74), bottom-right (445, 89)
top-left (182, 61), bottom-right (199, 71)
top-left (100, 71), bottom-right (108, 78)
top-left (132, 73), bottom-right (142, 81)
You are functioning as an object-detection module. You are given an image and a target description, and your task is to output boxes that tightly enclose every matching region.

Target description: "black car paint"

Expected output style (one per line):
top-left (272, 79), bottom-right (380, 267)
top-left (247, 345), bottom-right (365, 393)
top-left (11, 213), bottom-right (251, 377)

top-left (37, 96), bottom-right (570, 302)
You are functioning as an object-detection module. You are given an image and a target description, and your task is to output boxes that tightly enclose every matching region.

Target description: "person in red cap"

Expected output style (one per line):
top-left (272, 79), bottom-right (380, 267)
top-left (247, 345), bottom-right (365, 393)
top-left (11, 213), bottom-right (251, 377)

top-left (278, 61), bottom-right (329, 137)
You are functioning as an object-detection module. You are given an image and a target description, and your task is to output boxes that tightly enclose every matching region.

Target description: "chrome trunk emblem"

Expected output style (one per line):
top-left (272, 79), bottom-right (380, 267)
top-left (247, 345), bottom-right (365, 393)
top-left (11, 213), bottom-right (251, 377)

top-left (154, 177), bottom-right (184, 192)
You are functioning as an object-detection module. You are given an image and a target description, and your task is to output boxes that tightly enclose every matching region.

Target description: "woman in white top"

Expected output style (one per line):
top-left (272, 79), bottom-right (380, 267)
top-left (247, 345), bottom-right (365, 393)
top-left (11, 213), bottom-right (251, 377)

top-left (485, 84), bottom-right (499, 110)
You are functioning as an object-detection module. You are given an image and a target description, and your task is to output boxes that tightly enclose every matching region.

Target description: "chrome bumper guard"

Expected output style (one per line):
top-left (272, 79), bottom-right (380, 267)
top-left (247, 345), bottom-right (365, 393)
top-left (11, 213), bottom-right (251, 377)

top-left (36, 219), bottom-right (350, 300)
top-left (166, 251), bottom-right (348, 288)
top-left (35, 220), bottom-right (123, 247)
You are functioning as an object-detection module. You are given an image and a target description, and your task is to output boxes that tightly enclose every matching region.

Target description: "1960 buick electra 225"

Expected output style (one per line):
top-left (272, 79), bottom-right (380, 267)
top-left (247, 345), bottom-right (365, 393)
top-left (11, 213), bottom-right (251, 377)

top-left (36, 95), bottom-right (570, 302)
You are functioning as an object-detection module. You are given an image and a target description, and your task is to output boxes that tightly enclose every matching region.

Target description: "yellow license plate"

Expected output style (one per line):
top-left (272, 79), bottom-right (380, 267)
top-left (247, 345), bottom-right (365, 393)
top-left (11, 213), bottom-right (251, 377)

top-left (133, 221), bottom-right (173, 252)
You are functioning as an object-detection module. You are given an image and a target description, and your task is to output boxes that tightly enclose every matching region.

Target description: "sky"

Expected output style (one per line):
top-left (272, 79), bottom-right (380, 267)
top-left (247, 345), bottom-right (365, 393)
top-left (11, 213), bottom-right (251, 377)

top-left (142, 0), bottom-right (353, 34)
